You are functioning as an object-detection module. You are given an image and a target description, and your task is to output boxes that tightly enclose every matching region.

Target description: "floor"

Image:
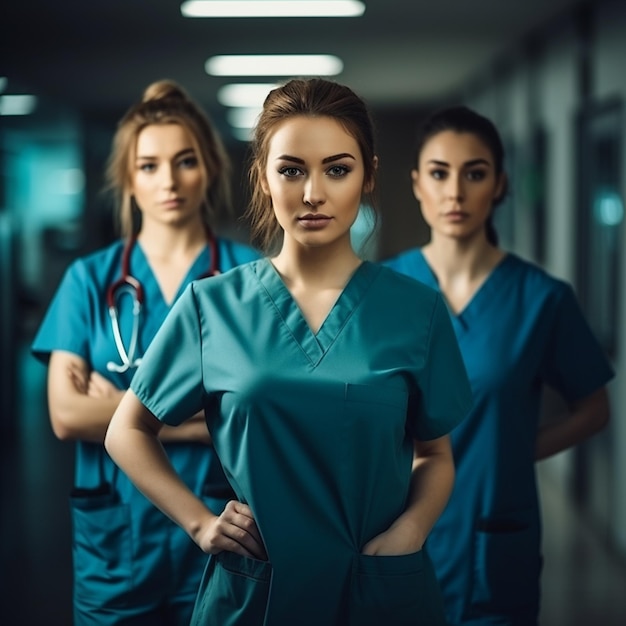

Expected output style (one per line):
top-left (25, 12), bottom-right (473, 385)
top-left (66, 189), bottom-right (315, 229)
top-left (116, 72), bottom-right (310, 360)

top-left (1, 346), bottom-right (626, 625)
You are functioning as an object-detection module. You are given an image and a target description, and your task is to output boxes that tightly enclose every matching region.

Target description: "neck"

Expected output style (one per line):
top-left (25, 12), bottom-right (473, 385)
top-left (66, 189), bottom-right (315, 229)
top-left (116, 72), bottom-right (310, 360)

top-left (272, 236), bottom-right (361, 289)
top-left (136, 218), bottom-right (208, 259)
top-left (423, 231), bottom-right (503, 281)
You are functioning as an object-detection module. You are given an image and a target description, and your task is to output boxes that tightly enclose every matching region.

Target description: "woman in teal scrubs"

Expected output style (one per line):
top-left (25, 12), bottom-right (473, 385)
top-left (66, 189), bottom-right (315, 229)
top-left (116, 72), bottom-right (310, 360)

top-left (105, 78), bottom-right (473, 626)
top-left (31, 80), bottom-right (258, 625)
top-left (384, 106), bottom-right (614, 625)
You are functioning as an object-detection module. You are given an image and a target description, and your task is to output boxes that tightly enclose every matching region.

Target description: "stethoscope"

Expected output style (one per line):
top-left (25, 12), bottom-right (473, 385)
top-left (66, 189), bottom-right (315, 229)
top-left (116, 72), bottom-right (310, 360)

top-left (105, 229), bottom-right (219, 373)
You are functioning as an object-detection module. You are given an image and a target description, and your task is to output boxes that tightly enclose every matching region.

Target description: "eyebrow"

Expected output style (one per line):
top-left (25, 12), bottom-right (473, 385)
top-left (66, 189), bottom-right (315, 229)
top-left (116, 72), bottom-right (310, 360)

top-left (427, 158), bottom-right (491, 167)
top-left (276, 152), bottom-right (356, 164)
top-left (136, 147), bottom-right (196, 161)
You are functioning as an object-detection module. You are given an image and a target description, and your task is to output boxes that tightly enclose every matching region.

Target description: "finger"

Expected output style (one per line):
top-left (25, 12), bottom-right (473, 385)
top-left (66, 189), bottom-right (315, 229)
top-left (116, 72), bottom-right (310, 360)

top-left (220, 501), bottom-right (267, 560)
top-left (224, 501), bottom-right (266, 548)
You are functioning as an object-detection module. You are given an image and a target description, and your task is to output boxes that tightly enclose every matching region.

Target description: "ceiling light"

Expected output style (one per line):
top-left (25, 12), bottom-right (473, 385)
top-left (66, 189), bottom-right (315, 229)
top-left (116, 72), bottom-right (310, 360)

top-left (231, 127), bottom-right (254, 142)
top-left (206, 54), bottom-right (343, 76)
top-left (0, 77), bottom-right (7, 93)
top-left (226, 107), bottom-right (263, 129)
top-left (217, 83), bottom-right (279, 108)
top-left (182, 1), bottom-right (365, 18)
top-left (0, 95), bottom-right (37, 116)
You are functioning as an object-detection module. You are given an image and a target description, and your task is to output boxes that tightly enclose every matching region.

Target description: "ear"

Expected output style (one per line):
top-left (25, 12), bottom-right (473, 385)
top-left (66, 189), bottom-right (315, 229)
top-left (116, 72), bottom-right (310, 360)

top-left (410, 169), bottom-right (421, 202)
top-left (494, 172), bottom-right (507, 203)
top-left (363, 156), bottom-right (378, 194)
top-left (260, 174), bottom-right (271, 197)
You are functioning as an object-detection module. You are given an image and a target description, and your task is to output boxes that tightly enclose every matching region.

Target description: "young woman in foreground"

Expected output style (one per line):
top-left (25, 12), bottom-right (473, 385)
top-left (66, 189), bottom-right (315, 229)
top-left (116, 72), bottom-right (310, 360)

top-left (105, 78), bottom-right (472, 625)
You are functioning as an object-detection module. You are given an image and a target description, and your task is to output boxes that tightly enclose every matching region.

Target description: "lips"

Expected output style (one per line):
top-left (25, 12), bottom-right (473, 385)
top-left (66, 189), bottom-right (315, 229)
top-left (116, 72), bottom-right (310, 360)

top-left (298, 213), bottom-right (331, 221)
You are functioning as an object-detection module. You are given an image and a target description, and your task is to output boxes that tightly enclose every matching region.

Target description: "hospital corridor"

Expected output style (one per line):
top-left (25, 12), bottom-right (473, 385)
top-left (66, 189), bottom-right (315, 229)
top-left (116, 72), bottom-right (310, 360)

top-left (3, 0), bottom-right (626, 624)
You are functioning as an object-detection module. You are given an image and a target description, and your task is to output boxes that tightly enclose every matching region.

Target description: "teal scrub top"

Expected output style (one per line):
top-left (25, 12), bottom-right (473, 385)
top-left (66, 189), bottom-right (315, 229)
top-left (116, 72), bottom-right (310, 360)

top-left (31, 237), bottom-right (259, 621)
top-left (384, 250), bottom-right (615, 625)
top-left (131, 259), bottom-right (473, 626)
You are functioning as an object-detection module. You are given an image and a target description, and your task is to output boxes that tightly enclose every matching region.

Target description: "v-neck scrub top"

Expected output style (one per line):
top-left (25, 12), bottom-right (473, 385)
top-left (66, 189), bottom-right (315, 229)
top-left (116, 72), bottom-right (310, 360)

top-left (384, 250), bottom-right (614, 625)
top-left (31, 237), bottom-right (259, 624)
top-left (130, 259), bottom-right (473, 626)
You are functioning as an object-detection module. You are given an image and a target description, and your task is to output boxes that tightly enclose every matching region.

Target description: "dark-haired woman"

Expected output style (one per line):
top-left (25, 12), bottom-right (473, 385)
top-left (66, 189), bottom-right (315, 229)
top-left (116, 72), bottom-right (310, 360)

top-left (384, 105), bottom-right (614, 625)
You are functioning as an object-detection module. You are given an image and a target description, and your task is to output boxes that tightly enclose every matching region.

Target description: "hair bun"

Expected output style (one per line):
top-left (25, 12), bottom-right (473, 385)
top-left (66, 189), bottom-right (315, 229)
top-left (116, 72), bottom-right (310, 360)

top-left (142, 80), bottom-right (189, 104)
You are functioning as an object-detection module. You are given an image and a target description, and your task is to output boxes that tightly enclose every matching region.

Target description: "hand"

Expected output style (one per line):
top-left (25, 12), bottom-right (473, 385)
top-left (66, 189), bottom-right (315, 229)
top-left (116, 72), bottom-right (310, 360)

top-left (67, 363), bottom-right (88, 394)
top-left (361, 517), bottom-right (425, 557)
top-left (67, 365), bottom-right (123, 401)
top-left (86, 370), bottom-right (123, 400)
top-left (197, 501), bottom-right (267, 561)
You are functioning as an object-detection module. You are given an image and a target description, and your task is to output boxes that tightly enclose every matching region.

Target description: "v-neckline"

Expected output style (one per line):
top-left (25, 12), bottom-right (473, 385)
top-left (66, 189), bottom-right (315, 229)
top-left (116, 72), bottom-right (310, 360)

top-left (255, 258), bottom-right (379, 365)
top-left (417, 250), bottom-right (512, 327)
top-left (132, 241), bottom-right (211, 308)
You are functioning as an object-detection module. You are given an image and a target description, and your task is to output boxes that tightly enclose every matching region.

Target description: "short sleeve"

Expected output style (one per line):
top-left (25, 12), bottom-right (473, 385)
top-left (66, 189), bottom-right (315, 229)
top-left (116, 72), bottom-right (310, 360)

top-left (31, 261), bottom-right (91, 363)
top-left (540, 284), bottom-right (614, 402)
top-left (411, 295), bottom-right (473, 440)
top-left (130, 283), bottom-right (204, 425)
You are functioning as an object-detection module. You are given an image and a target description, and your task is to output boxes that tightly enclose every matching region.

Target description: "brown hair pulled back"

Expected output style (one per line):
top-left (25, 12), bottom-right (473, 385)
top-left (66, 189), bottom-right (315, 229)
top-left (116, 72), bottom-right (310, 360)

top-left (106, 79), bottom-right (231, 237)
top-left (245, 78), bottom-right (378, 252)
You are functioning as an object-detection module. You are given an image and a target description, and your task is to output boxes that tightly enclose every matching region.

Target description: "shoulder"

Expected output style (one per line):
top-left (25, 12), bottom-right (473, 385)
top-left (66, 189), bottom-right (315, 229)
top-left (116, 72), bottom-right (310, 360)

top-left (372, 262), bottom-right (442, 312)
top-left (191, 259), bottom-right (261, 300)
top-left (504, 253), bottom-right (571, 300)
top-left (61, 240), bottom-right (124, 284)
top-left (217, 237), bottom-right (262, 266)
top-left (381, 247), bottom-right (423, 272)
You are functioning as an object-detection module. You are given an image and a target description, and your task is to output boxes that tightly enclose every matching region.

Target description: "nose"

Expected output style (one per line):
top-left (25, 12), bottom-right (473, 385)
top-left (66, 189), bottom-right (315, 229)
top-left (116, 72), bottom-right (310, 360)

top-left (160, 163), bottom-right (177, 190)
top-left (446, 173), bottom-right (464, 201)
top-left (302, 173), bottom-right (325, 208)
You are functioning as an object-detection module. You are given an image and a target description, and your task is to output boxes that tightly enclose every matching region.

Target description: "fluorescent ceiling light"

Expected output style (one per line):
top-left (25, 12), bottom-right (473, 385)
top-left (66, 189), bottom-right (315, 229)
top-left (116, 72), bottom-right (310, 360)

top-left (182, 1), bottom-right (365, 18)
top-left (217, 83), bottom-right (279, 108)
top-left (206, 54), bottom-right (343, 76)
top-left (0, 94), bottom-right (37, 116)
top-left (231, 127), bottom-right (254, 142)
top-left (227, 107), bottom-right (263, 129)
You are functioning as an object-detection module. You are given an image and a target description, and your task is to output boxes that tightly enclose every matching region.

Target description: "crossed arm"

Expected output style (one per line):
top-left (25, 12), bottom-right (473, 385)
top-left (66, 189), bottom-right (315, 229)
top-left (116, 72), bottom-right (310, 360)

top-left (46, 350), bottom-right (211, 444)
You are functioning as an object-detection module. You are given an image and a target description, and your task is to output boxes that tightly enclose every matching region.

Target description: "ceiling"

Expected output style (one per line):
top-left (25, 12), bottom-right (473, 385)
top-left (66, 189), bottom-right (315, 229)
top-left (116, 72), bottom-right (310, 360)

top-left (1, 0), bottom-right (583, 132)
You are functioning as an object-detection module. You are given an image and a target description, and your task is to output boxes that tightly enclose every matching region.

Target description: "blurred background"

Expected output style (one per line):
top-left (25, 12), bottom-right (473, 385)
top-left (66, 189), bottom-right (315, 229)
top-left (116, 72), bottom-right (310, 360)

top-left (1, 0), bottom-right (625, 623)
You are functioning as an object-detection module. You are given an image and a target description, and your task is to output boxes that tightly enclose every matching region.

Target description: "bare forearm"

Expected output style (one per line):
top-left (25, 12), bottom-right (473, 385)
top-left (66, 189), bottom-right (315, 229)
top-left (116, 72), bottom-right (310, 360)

top-left (536, 387), bottom-right (610, 461)
top-left (399, 442), bottom-right (455, 548)
top-left (362, 435), bottom-right (454, 556)
top-left (105, 392), bottom-right (216, 542)
top-left (49, 390), bottom-right (123, 442)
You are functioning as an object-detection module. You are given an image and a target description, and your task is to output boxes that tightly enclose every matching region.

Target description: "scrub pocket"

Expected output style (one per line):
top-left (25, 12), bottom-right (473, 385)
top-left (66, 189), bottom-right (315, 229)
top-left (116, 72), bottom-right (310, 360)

top-left (191, 551), bottom-right (272, 626)
top-left (349, 550), bottom-right (447, 626)
top-left (470, 512), bottom-right (541, 614)
top-left (70, 485), bottom-right (133, 609)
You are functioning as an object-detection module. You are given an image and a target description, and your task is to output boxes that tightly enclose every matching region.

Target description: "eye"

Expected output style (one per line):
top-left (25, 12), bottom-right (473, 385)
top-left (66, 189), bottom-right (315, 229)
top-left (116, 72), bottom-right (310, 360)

top-left (466, 169), bottom-right (487, 181)
top-left (327, 164), bottom-right (351, 178)
top-left (178, 156), bottom-right (199, 169)
top-left (278, 166), bottom-right (303, 178)
top-left (138, 162), bottom-right (156, 173)
top-left (429, 168), bottom-right (447, 180)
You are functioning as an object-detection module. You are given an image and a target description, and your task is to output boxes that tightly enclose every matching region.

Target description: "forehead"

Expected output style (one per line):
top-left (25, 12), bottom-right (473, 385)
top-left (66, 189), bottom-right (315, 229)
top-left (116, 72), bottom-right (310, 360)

top-left (420, 130), bottom-right (494, 164)
top-left (267, 115), bottom-right (360, 159)
top-left (135, 123), bottom-right (194, 155)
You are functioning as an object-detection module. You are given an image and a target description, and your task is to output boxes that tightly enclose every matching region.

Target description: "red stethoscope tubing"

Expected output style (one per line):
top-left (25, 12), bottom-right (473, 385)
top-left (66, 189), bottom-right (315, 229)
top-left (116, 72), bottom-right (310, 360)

top-left (105, 229), bottom-right (219, 372)
top-left (106, 229), bottom-right (219, 308)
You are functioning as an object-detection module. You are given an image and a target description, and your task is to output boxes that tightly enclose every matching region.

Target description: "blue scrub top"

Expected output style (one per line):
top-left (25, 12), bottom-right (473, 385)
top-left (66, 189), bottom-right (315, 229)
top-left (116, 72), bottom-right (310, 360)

top-left (130, 259), bottom-right (473, 626)
top-left (32, 237), bottom-right (259, 493)
top-left (384, 249), bottom-right (614, 625)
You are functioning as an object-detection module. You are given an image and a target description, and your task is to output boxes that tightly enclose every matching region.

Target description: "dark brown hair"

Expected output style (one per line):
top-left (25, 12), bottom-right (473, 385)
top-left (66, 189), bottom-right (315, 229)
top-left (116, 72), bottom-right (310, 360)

top-left (415, 105), bottom-right (508, 245)
top-left (245, 78), bottom-right (378, 252)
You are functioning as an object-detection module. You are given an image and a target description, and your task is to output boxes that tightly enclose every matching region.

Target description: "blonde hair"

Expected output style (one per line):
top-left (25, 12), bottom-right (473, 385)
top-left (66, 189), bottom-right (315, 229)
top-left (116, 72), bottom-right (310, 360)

top-left (245, 78), bottom-right (378, 253)
top-left (106, 79), bottom-right (231, 236)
